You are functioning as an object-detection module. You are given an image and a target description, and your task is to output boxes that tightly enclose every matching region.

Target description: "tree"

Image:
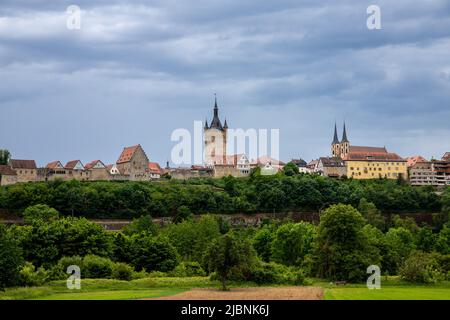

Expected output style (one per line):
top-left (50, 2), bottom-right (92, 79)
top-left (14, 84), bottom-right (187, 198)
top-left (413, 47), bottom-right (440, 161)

top-left (163, 215), bottom-right (221, 263)
top-left (122, 214), bottom-right (158, 236)
top-left (358, 198), bottom-right (385, 231)
top-left (315, 204), bottom-right (380, 282)
top-left (129, 234), bottom-right (179, 272)
top-left (173, 205), bottom-right (193, 224)
top-left (0, 224), bottom-right (24, 289)
top-left (383, 227), bottom-right (416, 274)
top-left (253, 226), bottom-right (275, 262)
top-left (391, 215), bottom-right (419, 233)
top-left (282, 162), bottom-right (299, 176)
top-left (204, 233), bottom-right (256, 290)
top-left (436, 223), bottom-right (450, 254)
top-left (22, 217), bottom-right (113, 267)
top-left (416, 225), bottom-right (436, 252)
top-left (0, 149), bottom-right (11, 165)
top-left (22, 204), bottom-right (59, 224)
top-left (271, 222), bottom-right (316, 267)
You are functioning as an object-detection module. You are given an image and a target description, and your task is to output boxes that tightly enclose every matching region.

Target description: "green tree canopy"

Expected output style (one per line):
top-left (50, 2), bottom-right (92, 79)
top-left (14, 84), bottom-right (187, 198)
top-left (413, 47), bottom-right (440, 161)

top-left (282, 162), bottom-right (299, 176)
top-left (0, 224), bottom-right (24, 289)
top-left (315, 204), bottom-right (381, 282)
top-left (204, 232), bottom-right (256, 290)
top-left (22, 204), bottom-right (59, 224)
top-left (0, 149), bottom-right (11, 165)
top-left (271, 222), bottom-right (316, 267)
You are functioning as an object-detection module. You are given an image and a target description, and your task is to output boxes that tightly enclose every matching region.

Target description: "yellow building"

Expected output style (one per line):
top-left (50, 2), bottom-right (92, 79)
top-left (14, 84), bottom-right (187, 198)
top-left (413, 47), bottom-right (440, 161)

top-left (331, 123), bottom-right (407, 180)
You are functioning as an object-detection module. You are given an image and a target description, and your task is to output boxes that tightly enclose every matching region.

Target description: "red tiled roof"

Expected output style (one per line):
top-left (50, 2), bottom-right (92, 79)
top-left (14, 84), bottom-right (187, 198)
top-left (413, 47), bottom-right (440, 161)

top-left (319, 157), bottom-right (345, 167)
top-left (343, 152), bottom-right (405, 161)
top-left (85, 160), bottom-right (105, 169)
top-left (251, 155), bottom-right (285, 166)
top-left (349, 146), bottom-right (387, 153)
top-left (117, 145), bottom-right (140, 164)
top-left (9, 159), bottom-right (37, 169)
top-left (443, 152), bottom-right (450, 161)
top-left (406, 156), bottom-right (429, 167)
top-left (0, 165), bottom-right (17, 176)
top-left (65, 160), bottom-right (83, 170)
top-left (148, 162), bottom-right (162, 174)
top-left (46, 161), bottom-right (63, 169)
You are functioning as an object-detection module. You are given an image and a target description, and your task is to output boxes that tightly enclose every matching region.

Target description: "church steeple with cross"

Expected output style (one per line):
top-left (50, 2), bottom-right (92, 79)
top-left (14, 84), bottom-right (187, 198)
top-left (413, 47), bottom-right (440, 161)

top-left (204, 95), bottom-right (228, 165)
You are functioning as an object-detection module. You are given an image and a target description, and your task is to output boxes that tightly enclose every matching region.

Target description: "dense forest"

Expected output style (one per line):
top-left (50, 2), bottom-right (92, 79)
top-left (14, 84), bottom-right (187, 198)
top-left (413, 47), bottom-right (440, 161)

top-left (0, 171), bottom-right (446, 219)
top-left (1, 202), bottom-right (449, 290)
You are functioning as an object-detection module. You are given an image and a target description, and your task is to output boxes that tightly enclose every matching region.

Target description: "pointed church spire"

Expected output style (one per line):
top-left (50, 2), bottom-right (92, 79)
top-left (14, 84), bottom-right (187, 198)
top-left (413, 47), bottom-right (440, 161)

top-left (223, 118), bottom-right (228, 129)
top-left (204, 118), bottom-right (209, 129)
top-left (341, 122), bottom-right (349, 142)
top-left (213, 93), bottom-right (219, 118)
top-left (332, 122), bottom-right (340, 144)
top-left (210, 93), bottom-right (223, 130)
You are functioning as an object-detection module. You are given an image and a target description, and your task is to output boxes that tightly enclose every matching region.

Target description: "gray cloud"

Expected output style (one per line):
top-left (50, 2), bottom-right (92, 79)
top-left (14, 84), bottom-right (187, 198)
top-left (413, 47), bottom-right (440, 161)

top-left (0, 0), bottom-right (449, 166)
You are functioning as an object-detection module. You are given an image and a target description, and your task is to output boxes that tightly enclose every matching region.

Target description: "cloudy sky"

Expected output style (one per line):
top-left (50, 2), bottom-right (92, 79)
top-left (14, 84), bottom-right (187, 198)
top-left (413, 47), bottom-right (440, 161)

top-left (1, 0), bottom-right (449, 166)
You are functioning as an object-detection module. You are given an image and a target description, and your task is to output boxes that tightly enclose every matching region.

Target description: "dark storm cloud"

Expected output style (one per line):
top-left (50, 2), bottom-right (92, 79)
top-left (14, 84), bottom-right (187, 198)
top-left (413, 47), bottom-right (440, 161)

top-left (0, 0), bottom-right (449, 165)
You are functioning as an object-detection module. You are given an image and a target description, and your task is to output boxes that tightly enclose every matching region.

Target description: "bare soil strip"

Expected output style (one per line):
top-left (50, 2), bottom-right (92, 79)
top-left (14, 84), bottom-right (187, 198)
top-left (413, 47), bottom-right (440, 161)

top-left (151, 286), bottom-right (323, 300)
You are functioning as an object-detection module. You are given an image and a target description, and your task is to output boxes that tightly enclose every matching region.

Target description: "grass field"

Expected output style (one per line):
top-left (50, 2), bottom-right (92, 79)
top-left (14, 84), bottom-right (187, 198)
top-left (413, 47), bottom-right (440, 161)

top-left (0, 277), bottom-right (214, 300)
top-left (1, 277), bottom-right (449, 300)
top-left (321, 278), bottom-right (450, 300)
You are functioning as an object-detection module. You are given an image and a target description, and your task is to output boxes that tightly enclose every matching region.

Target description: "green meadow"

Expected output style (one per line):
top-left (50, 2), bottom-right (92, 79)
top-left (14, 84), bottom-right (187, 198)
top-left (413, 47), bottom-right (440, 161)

top-left (1, 277), bottom-right (449, 300)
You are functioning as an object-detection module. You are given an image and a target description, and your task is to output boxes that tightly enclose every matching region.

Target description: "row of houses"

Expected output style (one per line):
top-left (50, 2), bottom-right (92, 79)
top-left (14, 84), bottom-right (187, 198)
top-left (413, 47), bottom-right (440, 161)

top-left (0, 145), bottom-right (164, 186)
top-left (406, 153), bottom-right (450, 186)
top-left (0, 143), bottom-right (288, 185)
top-left (168, 155), bottom-right (285, 180)
top-left (296, 123), bottom-right (450, 186)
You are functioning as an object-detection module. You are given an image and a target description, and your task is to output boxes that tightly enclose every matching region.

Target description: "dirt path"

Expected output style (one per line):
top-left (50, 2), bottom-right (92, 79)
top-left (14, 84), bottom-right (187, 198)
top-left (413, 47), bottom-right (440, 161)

top-left (151, 286), bottom-right (323, 300)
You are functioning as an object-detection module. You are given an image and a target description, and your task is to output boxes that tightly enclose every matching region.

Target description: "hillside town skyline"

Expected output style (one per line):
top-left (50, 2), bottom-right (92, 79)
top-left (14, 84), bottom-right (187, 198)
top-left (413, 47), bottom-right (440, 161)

top-left (2, 97), bottom-right (449, 168)
top-left (1, 99), bottom-right (449, 186)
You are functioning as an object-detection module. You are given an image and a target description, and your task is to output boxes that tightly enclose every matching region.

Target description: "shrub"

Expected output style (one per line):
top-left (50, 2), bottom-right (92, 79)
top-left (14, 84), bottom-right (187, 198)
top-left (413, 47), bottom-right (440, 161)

top-left (112, 262), bottom-right (134, 281)
top-left (183, 261), bottom-right (206, 276)
top-left (250, 262), bottom-right (286, 284)
top-left (173, 205), bottom-right (192, 224)
top-left (18, 262), bottom-right (49, 286)
top-left (292, 269), bottom-right (308, 285)
top-left (49, 256), bottom-right (84, 280)
top-left (22, 204), bottom-right (59, 224)
top-left (169, 262), bottom-right (206, 277)
top-left (122, 215), bottom-right (158, 236)
top-left (132, 270), bottom-right (150, 280)
top-left (249, 262), bottom-right (308, 285)
top-left (399, 251), bottom-right (445, 283)
top-left (147, 271), bottom-right (167, 278)
top-left (82, 255), bottom-right (114, 279)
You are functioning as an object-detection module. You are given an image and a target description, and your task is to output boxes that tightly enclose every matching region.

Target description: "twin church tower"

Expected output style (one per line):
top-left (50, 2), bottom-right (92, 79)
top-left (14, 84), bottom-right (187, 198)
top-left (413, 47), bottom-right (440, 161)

top-left (331, 123), bottom-right (350, 159)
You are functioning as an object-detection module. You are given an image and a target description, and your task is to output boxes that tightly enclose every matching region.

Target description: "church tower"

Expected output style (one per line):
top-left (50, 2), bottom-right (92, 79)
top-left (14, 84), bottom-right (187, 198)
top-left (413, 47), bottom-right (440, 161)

top-left (204, 95), bottom-right (228, 166)
top-left (340, 122), bottom-right (350, 159)
top-left (331, 123), bottom-right (341, 157)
